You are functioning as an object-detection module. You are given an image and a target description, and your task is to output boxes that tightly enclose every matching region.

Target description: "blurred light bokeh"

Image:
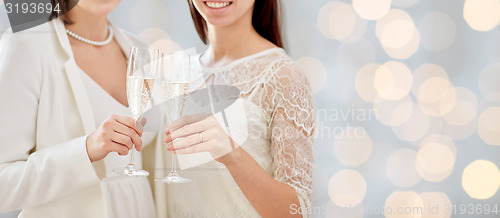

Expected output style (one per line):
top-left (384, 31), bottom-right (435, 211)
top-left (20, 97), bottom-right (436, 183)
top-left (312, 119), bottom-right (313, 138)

top-left (0, 0), bottom-right (499, 217)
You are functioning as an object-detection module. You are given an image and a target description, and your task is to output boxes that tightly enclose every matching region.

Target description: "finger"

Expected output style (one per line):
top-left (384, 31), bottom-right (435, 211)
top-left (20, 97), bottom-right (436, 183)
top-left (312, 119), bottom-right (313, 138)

top-left (111, 132), bottom-right (134, 150)
top-left (167, 133), bottom-right (204, 151)
top-left (134, 141), bottom-right (143, 152)
top-left (113, 115), bottom-right (143, 136)
top-left (135, 116), bottom-right (148, 131)
top-left (167, 113), bottom-right (212, 132)
top-left (166, 119), bottom-right (211, 143)
top-left (113, 122), bottom-right (143, 150)
top-left (110, 141), bottom-right (131, 156)
top-left (174, 142), bottom-right (209, 155)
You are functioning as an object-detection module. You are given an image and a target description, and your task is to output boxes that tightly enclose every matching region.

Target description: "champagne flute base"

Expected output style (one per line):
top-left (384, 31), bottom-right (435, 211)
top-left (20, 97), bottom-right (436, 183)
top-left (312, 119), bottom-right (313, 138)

top-left (155, 172), bottom-right (191, 184)
top-left (113, 164), bottom-right (150, 177)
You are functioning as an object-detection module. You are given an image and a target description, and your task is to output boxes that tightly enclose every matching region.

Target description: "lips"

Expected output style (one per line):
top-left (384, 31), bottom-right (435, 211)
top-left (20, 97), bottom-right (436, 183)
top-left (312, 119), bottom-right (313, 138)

top-left (204, 1), bottom-right (233, 9)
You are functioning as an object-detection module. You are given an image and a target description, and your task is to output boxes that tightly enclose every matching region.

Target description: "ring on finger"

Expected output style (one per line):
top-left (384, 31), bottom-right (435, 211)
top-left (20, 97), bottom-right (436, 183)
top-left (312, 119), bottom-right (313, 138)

top-left (199, 132), bottom-right (204, 143)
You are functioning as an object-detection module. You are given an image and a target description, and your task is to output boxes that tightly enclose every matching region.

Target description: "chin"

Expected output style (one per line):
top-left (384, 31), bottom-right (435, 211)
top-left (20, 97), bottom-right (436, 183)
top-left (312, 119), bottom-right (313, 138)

top-left (96, 7), bottom-right (117, 16)
top-left (194, 0), bottom-right (252, 27)
top-left (79, 0), bottom-right (121, 16)
top-left (204, 17), bottom-right (235, 27)
top-left (96, 1), bottom-right (121, 14)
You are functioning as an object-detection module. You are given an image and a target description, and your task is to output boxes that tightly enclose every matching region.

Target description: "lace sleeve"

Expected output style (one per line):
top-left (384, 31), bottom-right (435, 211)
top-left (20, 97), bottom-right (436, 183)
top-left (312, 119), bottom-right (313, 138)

top-left (268, 61), bottom-right (316, 217)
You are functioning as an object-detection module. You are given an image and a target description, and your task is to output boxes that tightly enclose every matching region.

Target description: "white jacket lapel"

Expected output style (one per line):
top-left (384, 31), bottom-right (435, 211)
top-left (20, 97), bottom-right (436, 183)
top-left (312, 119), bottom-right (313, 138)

top-left (52, 20), bottom-right (96, 135)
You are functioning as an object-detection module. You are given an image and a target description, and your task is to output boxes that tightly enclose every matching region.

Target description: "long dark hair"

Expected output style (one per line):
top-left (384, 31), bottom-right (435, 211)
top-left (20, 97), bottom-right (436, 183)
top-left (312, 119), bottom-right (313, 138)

top-left (187, 0), bottom-right (283, 48)
top-left (50, 0), bottom-right (78, 23)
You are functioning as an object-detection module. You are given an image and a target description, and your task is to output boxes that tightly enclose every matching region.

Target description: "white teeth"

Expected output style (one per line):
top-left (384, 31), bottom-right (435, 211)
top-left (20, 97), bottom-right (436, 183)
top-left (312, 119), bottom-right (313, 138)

top-left (206, 1), bottom-right (230, 9)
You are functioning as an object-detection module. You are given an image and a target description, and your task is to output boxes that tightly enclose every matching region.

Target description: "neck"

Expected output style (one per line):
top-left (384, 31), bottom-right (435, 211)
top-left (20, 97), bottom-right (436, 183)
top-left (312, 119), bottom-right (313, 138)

top-left (65, 6), bottom-right (109, 41)
top-left (202, 15), bottom-right (276, 67)
top-left (206, 24), bottom-right (257, 60)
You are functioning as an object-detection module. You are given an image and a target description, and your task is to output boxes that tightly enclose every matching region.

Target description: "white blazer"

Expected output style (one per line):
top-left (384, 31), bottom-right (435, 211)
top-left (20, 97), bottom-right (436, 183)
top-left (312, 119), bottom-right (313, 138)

top-left (0, 19), bottom-right (150, 217)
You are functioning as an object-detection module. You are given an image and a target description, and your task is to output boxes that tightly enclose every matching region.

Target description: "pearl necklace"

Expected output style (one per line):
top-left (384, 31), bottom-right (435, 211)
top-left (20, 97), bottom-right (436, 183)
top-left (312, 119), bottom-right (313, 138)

top-left (66, 26), bottom-right (114, 46)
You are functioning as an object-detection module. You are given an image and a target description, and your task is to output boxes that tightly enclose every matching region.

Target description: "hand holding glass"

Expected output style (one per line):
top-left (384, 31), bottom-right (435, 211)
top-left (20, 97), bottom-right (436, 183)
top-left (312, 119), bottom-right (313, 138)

top-left (113, 47), bottom-right (160, 177)
top-left (155, 53), bottom-right (192, 183)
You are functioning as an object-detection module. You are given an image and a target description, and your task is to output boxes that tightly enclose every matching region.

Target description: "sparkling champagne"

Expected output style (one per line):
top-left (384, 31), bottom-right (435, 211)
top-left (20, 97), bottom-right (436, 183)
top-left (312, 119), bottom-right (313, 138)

top-left (159, 81), bottom-right (190, 121)
top-left (127, 76), bottom-right (155, 118)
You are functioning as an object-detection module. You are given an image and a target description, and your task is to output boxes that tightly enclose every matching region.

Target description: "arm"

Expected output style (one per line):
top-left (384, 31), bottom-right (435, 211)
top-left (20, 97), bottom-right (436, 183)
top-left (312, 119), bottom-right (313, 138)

top-left (224, 63), bottom-right (316, 217)
top-left (266, 64), bottom-right (316, 217)
top-left (218, 146), bottom-right (305, 218)
top-left (0, 31), bottom-right (100, 211)
top-left (165, 63), bottom-right (316, 217)
top-left (0, 31), bottom-right (144, 211)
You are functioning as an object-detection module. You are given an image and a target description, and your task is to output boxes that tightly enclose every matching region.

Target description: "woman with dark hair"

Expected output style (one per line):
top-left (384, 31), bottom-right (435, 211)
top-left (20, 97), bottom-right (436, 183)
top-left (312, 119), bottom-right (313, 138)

top-left (157, 0), bottom-right (316, 217)
top-left (0, 0), bottom-right (156, 217)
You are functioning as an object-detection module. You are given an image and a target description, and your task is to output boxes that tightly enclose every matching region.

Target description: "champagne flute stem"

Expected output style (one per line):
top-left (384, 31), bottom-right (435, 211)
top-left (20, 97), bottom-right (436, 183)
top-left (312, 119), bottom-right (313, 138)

top-left (129, 147), bottom-right (136, 166)
top-left (129, 116), bottom-right (140, 166)
top-left (171, 153), bottom-right (177, 173)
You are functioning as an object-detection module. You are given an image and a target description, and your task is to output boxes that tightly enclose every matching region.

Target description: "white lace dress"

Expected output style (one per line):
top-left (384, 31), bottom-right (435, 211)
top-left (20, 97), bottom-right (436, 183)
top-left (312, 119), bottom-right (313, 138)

top-left (163, 48), bottom-right (316, 217)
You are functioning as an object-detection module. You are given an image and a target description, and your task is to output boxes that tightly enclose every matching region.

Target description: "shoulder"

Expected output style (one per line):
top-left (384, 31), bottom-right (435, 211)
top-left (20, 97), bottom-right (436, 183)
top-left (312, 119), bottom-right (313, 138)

top-left (265, 49), bottom-right (310, 90)
top-left (243, 48), bottom-right (307, 81)
top-left (0, 22), bottom-right (61, 74)
top-left (266, 50), bottom-right (316, 135)
top-left (0, 22), bottom-right (57, 53)
top-left (254, 48), bottom-right (306, 77)
top-left (0, 24), bottom-right (55, 89)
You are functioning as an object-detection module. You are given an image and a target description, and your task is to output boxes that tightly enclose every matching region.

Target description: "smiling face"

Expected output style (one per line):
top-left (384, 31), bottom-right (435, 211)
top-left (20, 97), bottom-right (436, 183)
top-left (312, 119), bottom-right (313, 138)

top-left (192, 0), bottom-right (255, 27)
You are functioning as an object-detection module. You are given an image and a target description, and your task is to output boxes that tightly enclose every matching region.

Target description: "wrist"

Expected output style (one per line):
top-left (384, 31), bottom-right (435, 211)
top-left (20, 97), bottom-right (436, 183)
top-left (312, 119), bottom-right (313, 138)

top-left (217, 146), bottom-right (243, 167)
top-left (85, 135), bottom-right (94, 163)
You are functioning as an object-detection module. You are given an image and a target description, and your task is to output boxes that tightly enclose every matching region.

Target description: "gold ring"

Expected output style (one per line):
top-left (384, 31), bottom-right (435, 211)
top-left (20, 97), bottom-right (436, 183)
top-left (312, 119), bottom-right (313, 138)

top-left (199, 132), bottom-right (204, 143)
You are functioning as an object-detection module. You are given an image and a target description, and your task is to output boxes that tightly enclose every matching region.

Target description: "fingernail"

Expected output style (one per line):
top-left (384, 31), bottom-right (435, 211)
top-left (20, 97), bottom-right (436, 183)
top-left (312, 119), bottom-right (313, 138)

top-left (164, 135), bottom-right (172, 142)
top-left (165, 135), bottom-right (172, 143)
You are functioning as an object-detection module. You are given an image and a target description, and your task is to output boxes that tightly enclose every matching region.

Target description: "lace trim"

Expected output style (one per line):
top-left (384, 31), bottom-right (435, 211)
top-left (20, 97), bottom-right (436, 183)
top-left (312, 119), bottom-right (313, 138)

top-left (200, 48), bottom-right (285, 73)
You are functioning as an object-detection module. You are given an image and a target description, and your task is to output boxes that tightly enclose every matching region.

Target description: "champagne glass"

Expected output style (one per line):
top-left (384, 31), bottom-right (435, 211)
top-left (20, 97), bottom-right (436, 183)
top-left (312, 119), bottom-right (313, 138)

top-left (155, 53), bottom-right (192, 184)
top-left (114, 47), bottom-right (160, 177)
